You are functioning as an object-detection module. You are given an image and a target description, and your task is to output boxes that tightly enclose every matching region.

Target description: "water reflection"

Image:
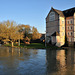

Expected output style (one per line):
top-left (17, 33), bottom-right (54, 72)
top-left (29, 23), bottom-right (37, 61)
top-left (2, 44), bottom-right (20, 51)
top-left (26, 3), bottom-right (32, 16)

top-left (0, 47), bottom-right (75, 75)
top-left (0, 47), bottom-right (46, 75)
top-left (46, 48), bottom-right (75, 75)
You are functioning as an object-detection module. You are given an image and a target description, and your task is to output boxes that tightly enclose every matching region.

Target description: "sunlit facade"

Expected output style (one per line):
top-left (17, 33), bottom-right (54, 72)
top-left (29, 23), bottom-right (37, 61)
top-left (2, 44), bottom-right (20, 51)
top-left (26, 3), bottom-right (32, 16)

top-left (46, 7), bottom-right (75, 46)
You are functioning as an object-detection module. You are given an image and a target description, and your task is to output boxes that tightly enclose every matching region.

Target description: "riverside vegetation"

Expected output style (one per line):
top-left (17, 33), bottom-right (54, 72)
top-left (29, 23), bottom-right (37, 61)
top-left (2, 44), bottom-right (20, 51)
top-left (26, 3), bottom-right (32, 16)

top-left (0, 20), bottom-right (61, 49)
top-left (0, 20), bottom-right (41, 47)
top-left (4, 43), bottom-right (61, 49)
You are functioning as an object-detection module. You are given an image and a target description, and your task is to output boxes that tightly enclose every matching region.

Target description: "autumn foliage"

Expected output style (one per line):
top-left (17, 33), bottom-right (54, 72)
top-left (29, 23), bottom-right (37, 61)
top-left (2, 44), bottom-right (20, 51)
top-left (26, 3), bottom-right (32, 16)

top-left (0, 20), bottom-right (41, 47)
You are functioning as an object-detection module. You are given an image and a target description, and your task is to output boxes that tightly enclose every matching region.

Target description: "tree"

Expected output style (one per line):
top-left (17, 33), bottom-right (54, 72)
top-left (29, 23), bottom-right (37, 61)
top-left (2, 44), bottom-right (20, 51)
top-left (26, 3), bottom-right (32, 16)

top-left (0, 20), bottom-right (24, 47)
top-left (0, 21), bottom-right (10, 43)
top-left (23, 36), bottom-right (30, 44)
top-left (17, 25), bottom-right (24, 46)
top-left (0, 21), bottom-right (41, 46)
top-left (18, 24), bottom-right (31, 38)
top-left (32, 27), bottom-right (41, 40)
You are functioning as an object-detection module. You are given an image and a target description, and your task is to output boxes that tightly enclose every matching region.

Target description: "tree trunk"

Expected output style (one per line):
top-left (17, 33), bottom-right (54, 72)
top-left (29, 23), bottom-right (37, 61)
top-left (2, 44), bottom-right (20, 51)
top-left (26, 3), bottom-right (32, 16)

top-left (11, 41), bottom-right (14, 47)
top-left (18, 39), bottom-right (20, 46)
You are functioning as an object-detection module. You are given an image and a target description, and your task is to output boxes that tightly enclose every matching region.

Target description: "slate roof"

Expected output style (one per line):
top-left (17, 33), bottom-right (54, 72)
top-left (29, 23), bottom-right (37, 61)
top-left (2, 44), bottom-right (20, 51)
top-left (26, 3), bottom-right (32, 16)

top-left (52, 7), bottom-right (75, 17)
top-left (63, 7), bottom-right (75, 17)
top-left (52, 8), bottom-right (64, 17)
top-left (51, 32), bottom-right (59, 36)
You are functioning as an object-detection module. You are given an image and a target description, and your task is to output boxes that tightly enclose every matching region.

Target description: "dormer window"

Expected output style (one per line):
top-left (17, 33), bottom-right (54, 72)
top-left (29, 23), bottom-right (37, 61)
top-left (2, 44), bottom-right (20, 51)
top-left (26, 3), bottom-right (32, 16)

top-left (49, 12), bottom-right (55, 21)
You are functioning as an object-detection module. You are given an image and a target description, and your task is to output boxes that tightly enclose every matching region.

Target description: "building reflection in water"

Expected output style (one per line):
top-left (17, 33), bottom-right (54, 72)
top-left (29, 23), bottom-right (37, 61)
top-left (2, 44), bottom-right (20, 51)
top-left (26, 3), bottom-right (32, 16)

top-left (46, 49), bottom-right (56, 72)
top-left (0, 47), bottom-right (75, 75)
top-left (46, 48), bottom-right (75, 75)
top-left (56, 50), bottom-right (66, 71)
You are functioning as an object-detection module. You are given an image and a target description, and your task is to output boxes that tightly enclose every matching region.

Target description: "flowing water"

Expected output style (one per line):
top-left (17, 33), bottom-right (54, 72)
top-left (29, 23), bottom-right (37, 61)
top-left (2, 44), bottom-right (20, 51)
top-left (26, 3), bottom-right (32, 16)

top-left (0, 47), bottom-right (75, 75)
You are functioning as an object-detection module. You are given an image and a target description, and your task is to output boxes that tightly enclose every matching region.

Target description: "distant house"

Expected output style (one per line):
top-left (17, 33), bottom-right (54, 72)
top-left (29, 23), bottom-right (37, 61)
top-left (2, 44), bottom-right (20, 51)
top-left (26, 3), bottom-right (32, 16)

top-left (46, 7), bottom-right (75, 47)
top-left (40, 34), bottom-right (45, 42)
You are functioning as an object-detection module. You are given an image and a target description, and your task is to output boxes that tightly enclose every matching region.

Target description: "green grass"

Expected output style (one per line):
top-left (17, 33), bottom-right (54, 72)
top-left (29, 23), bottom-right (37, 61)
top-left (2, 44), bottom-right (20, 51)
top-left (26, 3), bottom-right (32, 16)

top-left (4, 43), bottom-right (61, 49)
top-left (4, 44), bottom-right (12, 47)
top-left (46, 45), bottom-right (60, 49)
top-left (19, 43), bottom-right (46, 49)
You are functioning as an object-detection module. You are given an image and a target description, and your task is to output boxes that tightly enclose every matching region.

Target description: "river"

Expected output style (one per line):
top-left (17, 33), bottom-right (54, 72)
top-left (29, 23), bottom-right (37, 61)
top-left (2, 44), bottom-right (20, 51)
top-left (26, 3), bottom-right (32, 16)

top-left (0, 47), bottom-right (75, 75)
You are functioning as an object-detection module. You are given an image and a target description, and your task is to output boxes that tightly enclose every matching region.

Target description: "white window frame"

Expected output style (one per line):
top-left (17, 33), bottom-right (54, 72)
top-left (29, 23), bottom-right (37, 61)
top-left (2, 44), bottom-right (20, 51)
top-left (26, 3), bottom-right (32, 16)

top-left (69, 38), bottom-right (71, 42)
top-left (62, 32), bottom-right (64, 36)
top-left (67, 20), bottom-right (69, 24)
top-left (67, 32), bottom-right (69, 36)
top-left (71, 32), bottom-right (72, 36)
top-left (62, 27), bottom-right (64, 30)
top-left (67, 26), bottom-right (69, 30)
top-left (70, 26), bottom-right (72, 30)
top-left (62, 20), bottom-right (64, 24)
top-left (70, 19), bottom-right (73, 24)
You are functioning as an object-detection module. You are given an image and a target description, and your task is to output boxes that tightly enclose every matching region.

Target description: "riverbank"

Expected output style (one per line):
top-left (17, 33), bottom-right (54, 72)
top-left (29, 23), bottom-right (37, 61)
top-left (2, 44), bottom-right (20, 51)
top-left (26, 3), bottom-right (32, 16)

top-left (3, 43), bottom-right (61, 49)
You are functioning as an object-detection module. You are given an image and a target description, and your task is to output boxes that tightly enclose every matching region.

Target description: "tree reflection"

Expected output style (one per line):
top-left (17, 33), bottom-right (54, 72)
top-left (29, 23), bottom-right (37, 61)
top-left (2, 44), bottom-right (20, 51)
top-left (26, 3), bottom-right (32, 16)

top-left (0, 47), bottom-right (10, 57)
top-left (0, 47), bottom-right (39, 74)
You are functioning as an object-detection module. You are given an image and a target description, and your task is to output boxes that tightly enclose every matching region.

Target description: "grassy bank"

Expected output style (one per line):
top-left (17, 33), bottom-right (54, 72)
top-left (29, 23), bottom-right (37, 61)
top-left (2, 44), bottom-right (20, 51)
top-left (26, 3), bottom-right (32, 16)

top-left (4, 43), bottom-right (61, 49)
top-left (20, 43), bottom-right (46, 49)
top-left (4, 43), bottom-right (45, 49)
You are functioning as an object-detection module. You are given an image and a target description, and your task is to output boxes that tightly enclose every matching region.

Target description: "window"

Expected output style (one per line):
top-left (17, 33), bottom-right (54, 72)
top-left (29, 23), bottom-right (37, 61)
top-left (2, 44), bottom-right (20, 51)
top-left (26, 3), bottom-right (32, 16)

top-left (49, 12), bottom-right (55, 21)
top-left (62, 20), bottom-right (64, 24)
top-left (71, 38), bottom-right (72, 42)
top-left (67, 38), bottom-right (69, 41)
top-left (62, 27), bottom-right (64, 30)
top-left (67, 19), bottom-right (73, 24)
top-left (67, 21), bottom-right (69, 24)
top-left (68, 32), bottom-right (69, 35)
top-left (71, 32), bottom-right (72, 36)
top-left (62, 32), bottom-right (64, 36)
top-left (71, 26), bottom-right (72, 30)
top-left (71, 20), bottom-right (72, 24)
top-left (68, 27), bottom-right (69, 30)
top-left (69, 38), bottom-right (71, 42)
top-left (70, 19), bottom-right (73, 24)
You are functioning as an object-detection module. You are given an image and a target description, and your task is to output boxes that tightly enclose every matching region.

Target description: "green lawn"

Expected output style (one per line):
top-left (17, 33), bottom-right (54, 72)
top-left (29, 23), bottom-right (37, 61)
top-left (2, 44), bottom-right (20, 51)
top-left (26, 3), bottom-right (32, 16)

top-left (4, 44), bottom-right (12, 47)
top-left (20, 43), bottom-right (46, 49)
top-left (4, 43), bottom-right (61, 49)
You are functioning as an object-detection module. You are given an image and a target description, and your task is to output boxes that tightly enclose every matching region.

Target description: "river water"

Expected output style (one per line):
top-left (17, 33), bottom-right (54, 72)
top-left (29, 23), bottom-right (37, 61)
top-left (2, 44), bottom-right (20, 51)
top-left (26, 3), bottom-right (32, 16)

top-left (0, 47), bottom-right (75, 75)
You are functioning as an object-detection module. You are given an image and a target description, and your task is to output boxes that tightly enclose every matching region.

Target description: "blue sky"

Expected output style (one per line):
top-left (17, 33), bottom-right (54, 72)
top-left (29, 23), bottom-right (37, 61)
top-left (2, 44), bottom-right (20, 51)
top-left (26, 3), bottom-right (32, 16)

top-left (0, 0), bottom-right (75, 33)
